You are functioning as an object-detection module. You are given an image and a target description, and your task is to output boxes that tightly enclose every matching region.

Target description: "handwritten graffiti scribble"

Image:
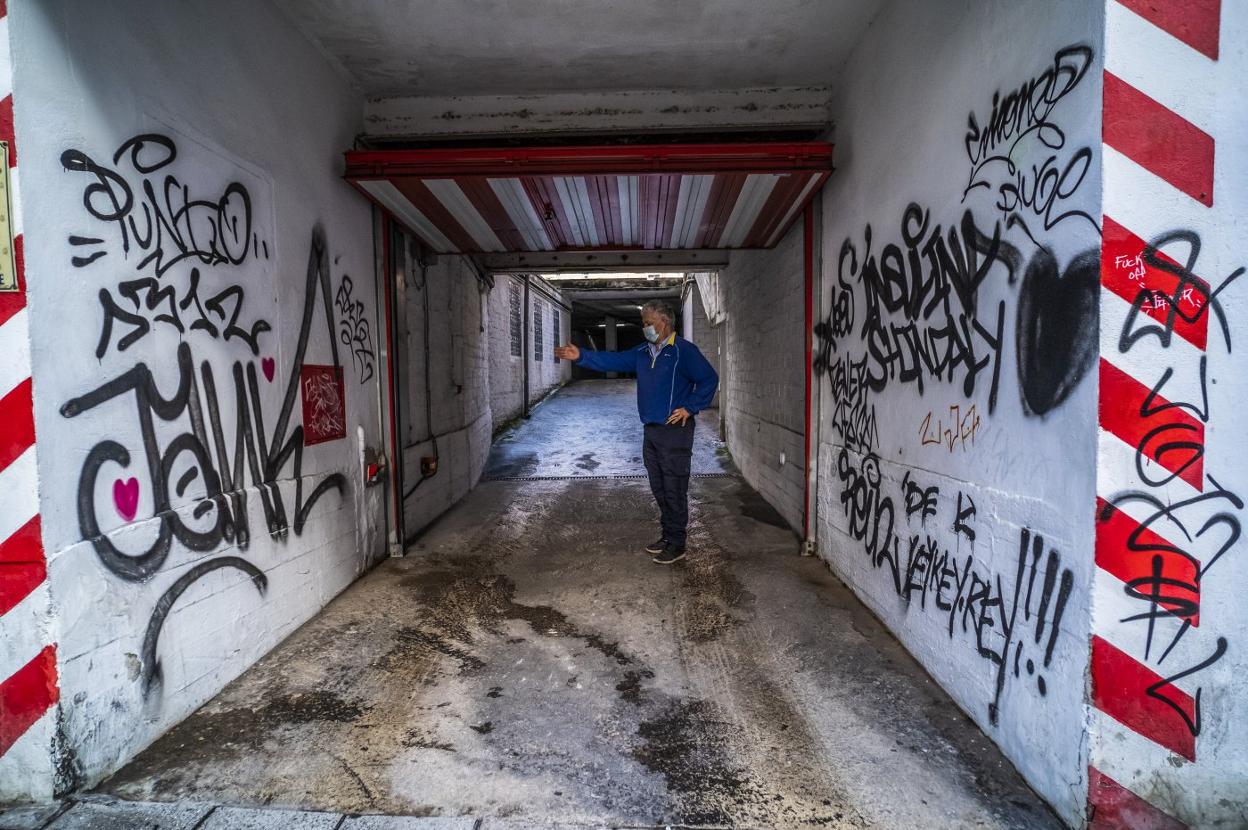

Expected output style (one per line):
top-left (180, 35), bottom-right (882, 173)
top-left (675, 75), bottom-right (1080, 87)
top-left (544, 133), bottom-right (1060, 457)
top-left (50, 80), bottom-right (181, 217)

top-left (300, 365), bottom-right (347, 445)
top-left (61, 229), bottom-right (346, 697)
top-left (963, 44), bottom-right (1099, 246)
top-left (335, 274), bottom-right (376, 383)
top-left (95, 268), bottom-right (271, 358)
top-left (837, 450), bottom-right (1073, 723)
top-left (919, 404), bottom-right (981, 452)
top-left (1101, 224), bottom-right (1244, 746)
top-left (61, 133), bottom-right (268, 277)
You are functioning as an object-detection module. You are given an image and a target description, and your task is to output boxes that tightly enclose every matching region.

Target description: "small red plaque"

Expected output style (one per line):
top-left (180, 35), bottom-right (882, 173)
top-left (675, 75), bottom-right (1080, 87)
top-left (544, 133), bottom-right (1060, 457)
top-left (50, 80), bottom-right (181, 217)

top-left (300, 364), bottom-right (346, 445)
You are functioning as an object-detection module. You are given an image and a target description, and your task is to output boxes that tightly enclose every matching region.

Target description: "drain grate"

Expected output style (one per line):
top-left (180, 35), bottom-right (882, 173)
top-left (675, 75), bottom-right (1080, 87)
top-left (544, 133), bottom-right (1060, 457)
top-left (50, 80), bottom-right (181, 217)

top-left (483, 471), bottom-right (738, 482)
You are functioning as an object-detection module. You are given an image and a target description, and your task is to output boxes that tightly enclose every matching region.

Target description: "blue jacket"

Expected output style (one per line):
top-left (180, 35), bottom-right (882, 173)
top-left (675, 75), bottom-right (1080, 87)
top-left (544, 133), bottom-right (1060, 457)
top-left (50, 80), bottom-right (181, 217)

top-left (577, 336), bottom-right (719, 425)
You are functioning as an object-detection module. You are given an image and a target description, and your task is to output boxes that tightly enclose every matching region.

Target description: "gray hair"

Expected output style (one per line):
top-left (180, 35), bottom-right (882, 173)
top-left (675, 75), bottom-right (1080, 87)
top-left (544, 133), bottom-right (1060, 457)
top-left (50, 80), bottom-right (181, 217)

top-left (641, 299), bottom-right (676, 327)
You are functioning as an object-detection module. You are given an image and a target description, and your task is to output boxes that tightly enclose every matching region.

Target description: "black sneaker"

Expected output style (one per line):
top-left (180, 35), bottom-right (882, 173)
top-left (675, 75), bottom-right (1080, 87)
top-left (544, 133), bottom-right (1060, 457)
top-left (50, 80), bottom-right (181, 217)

top-left (652, 545), bottom-right (687, 565)
top-left (644, 538), bottom-right (667, 554)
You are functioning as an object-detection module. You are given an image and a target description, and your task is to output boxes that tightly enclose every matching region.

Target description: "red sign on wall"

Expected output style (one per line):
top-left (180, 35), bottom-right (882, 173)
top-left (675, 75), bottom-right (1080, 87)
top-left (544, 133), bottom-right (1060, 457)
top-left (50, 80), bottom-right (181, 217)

top-left (300, 365), bottom-right (346, 445)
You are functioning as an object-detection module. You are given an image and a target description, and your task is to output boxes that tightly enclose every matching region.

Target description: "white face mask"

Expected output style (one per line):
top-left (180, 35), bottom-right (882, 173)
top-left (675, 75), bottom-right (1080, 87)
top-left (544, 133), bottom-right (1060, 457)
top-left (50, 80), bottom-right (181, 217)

top-left (643, 324), bottom-right (660, 343)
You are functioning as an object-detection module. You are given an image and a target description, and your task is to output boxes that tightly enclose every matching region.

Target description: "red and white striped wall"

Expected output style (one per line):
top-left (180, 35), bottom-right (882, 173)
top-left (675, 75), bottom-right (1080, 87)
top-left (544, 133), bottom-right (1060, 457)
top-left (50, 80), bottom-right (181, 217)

top-left (0, 0), bottom-right (59, 789)
top-left (1091, 0), bottom-right (1233, 827)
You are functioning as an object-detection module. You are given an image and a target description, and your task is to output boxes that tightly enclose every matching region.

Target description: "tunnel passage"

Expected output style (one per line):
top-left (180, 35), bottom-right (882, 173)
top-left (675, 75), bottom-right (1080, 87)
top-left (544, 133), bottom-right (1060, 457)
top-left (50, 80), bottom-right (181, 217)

top-left (95, 380), bottom-right (1060, 829)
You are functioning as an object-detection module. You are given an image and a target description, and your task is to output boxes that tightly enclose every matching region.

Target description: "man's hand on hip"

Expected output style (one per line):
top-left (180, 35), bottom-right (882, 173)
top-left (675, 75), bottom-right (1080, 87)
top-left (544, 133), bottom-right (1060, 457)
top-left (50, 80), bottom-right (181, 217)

top-left (553, 343), bottom-right (580, 361)
top-left (667, 407), bottom-right (691, 426)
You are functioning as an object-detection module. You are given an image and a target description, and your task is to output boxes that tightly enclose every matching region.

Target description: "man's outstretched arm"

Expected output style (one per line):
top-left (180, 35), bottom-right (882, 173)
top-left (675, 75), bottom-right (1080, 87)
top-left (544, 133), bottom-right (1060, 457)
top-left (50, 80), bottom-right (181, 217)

top-left (553, 342), bottom-right (638, 374)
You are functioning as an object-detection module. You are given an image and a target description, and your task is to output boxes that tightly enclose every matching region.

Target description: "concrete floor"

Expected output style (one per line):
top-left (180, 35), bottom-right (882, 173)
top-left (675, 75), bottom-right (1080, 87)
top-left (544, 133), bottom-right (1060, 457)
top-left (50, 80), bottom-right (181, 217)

top-left (96, 380), bottom-right (1062, 829)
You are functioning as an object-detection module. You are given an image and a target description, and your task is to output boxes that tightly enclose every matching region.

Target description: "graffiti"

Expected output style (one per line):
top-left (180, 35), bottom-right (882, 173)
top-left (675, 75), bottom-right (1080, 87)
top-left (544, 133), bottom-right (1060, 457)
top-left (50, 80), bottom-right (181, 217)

top-left (824, 353), bottom-right (878, 454)
top-left (61, 133), bottom-right (267, 277)
top-left (1015, 247), bottom-right (1100, 415)
top-left (335, 275), bottom-right (376, 383)
top-left (1117, 230), bottom-right (1241, 354)
top-left (61, 229), bottom-right (346, 696)
top-left (300, 365), bottom-right (347, 445)
top-left (963, 44), bottom-right (1099, 246)
top-left (95, 268), bottom-right (271, 357)
top-left (1099, 226), bottom-right (1244, 748)
top-left (823, 203), bottom-right (1024, 413)
top-left (837, 449), bottom-right (1073, 724)
top-left (919, 404), bottom-right (981, 452)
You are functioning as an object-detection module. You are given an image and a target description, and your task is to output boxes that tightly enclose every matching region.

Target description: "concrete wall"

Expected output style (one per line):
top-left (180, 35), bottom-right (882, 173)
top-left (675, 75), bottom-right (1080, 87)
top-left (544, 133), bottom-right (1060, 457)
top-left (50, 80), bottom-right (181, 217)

top-left (4, 0), bottom-right (382, 796)
top-left (1088, 2), bottom-right (1248, 826)
top-left (812, 0), bottom-right (1103, 824)
top-left (717, 224), bottom-right (808, 534)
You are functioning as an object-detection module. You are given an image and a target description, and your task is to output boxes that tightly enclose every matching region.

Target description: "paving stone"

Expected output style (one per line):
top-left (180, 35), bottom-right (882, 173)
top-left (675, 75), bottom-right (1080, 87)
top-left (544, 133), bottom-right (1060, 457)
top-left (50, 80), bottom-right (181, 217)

top-left (0, 803), bottom-right (67, 830)
top-left (199, 805), bottom-right (341, 830)
top-left (47, 801), bottom-right (211, 830)
top-left (339, 816), bottom-right (477, 829)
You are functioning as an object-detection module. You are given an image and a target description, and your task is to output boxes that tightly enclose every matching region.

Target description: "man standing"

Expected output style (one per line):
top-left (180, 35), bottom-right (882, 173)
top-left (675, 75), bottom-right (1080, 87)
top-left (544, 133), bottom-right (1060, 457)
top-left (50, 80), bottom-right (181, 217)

top-left (554, 300), bottom-right (718, 564)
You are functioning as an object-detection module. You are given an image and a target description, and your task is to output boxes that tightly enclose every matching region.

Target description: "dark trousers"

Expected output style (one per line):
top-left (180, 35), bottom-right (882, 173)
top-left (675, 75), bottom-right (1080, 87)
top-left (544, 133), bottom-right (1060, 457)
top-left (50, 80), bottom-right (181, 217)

top-left (642, 420), bottom-right (695, 548)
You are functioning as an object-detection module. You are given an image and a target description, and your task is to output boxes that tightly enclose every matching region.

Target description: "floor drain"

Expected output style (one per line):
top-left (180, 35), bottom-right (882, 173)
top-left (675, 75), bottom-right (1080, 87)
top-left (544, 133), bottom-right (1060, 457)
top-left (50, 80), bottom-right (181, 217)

top-left (483, 472), bottom-right (738, 482)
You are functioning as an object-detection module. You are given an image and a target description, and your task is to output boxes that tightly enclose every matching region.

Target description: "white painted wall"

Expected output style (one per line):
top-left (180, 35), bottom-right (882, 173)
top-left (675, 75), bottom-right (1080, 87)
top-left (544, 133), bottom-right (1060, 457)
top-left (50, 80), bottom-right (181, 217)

top-left (718, 226), bottom-right (808, 533)
top-left (11, 0), bottom-right (382, 790)
top-left (813, 0), bottom-right (1103, 823)
top-left (1089, 2), bottom-right (1248, 826)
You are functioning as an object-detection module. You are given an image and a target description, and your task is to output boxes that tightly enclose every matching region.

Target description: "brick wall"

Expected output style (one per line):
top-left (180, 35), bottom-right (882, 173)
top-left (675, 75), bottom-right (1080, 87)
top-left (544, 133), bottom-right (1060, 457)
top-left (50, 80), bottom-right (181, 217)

top-left (718, 223), bottom-right (807, 534)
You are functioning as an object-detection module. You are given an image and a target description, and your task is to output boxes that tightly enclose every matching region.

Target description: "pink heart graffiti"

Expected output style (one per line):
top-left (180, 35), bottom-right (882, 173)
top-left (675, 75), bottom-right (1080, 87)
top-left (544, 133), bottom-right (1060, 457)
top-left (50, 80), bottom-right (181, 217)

top-left (113, 477), bottom-right (139, 521)
top-left (261, 357), bottom-right (276, 382)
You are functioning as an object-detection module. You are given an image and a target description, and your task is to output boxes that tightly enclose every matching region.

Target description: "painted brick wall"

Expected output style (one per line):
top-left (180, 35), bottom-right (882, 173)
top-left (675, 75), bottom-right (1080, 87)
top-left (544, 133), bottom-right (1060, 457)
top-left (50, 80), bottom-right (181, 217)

top-left (397, 252), bottom-right (493, 539)
top-left (486, 274), bottom-right (525, 431)
top-left (10, 0), bottom-right (383, 793)
top-left (718, 223), bottom-right (807, 534)
top-left (811, 0), bottom-right (1103, 824)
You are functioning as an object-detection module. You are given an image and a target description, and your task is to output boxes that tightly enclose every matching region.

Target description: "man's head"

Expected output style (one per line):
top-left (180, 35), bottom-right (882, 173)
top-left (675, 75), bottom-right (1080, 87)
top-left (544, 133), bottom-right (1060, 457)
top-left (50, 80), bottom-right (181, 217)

top-left (640, 300), bottom-right (676, 343)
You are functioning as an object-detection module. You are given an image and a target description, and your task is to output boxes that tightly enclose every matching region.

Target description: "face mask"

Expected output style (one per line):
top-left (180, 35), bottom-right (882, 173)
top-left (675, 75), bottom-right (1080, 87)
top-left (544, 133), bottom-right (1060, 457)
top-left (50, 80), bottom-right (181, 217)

top-left (643, 324), bottom-right (660, 343)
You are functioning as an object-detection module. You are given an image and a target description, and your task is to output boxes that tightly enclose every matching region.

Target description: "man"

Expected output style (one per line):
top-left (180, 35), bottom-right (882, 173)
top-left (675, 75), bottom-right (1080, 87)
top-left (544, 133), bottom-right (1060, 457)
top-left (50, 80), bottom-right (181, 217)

top-left (554, 300), bottom-right (718, 564)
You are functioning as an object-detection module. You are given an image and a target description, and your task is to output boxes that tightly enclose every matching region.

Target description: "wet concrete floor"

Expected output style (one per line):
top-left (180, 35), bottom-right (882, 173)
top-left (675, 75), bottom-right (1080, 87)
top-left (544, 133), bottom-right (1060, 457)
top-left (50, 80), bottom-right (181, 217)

top-left (99, 381), bottom-right (1062, 829)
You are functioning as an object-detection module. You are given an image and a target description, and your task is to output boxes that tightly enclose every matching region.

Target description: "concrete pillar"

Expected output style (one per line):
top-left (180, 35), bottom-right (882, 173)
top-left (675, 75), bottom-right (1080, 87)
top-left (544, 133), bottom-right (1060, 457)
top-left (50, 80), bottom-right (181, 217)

top-left (604, 315), bottom-right (618, 378)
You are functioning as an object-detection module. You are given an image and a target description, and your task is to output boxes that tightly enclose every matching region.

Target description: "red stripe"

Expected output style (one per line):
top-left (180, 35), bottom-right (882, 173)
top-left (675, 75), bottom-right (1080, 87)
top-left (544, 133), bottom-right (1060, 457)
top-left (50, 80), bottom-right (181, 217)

top-left (581, 176), bottom-right (611, 247)
top-left (1102, 216), bottom-right (1209, 351)
top-left (1115, 0), bottom-right (1220, 60)
top-left (695, 173), bottom-right (747, 248)
top-left (521, 177), bottom-right (577, 249)
top-left (597, 176), bottom-right (623, 247)
top-left (0, 645), bottom-right (58, 757)
top-left (0, 516), bottom-right (45, 618)
top-left (1088, 766), bottom-right (1189, 830)
top-left (1098, 359), bottom-right (1204, 490)
top-left (1104, 72), bottom-right (1215, 206)
top-left (0, 377), bottom-right (34, 471)
top-left (0, 234), bottom-right (25, 327)
top-left (391, 178), bottom-right (478, 252)
top-left (1091, 635), bottom-right (1196, 761)
top-left (0, 96), bottom-right (14, 167)
top-left (743, 173), bottom-right (812, 247)
top-left (1095, 497), bottom-right (1199, 626)
top-left (456, 178), bottom-right (527, 251)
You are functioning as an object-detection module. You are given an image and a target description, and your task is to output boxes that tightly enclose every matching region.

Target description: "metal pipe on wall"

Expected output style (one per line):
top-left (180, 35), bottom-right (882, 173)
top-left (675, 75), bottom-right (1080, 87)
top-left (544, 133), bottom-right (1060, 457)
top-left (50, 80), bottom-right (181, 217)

top-left (522, 274), bottom-right (531, 418)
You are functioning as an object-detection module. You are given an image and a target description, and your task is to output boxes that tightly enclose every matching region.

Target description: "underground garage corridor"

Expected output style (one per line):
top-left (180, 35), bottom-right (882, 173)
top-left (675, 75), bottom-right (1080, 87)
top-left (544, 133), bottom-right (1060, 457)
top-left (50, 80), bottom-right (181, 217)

top-left (2, 1), bottom-right (1247, 829)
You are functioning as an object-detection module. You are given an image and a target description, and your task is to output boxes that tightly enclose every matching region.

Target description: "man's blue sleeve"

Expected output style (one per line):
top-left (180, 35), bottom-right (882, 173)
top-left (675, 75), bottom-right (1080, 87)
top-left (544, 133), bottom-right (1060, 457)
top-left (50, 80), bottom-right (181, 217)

top-left (576, 348), bottom-right (638, 374)
top-left (681, 342), bottom-right (719, 413)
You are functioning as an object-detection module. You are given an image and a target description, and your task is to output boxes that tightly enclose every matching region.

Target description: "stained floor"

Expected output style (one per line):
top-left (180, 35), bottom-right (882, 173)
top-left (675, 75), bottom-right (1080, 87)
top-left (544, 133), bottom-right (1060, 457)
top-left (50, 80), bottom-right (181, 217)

top-left (98, 380), bottom-right (1062, 829)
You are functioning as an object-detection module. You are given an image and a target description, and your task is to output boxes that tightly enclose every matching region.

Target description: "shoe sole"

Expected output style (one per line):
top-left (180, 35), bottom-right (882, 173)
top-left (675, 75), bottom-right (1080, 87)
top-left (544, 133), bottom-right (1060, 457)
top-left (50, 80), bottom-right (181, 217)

top-left (652, 552), bottom-right (687, 564)
top-left (644, 546), bottom-right (665, 554)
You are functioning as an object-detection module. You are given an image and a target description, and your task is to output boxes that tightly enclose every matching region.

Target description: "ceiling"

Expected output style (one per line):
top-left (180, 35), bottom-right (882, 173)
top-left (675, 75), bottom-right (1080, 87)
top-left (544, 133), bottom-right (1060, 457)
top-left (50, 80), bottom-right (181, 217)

top-left (273, 0), bottom-right (884, 98)
top-left (345, 143), bottom-right (831, 254)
